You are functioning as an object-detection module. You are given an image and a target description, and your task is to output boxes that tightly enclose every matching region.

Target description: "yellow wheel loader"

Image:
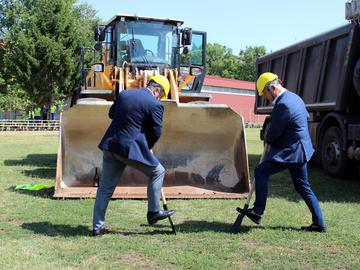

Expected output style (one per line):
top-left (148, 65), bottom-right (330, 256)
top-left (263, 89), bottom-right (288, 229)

top-left (55, 14), bottom-right (249, 198)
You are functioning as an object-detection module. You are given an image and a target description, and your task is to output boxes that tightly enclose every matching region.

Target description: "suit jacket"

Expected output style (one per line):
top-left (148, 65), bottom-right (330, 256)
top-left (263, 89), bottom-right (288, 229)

top-left (98, 89), bottom-right (164, 167)
top-left (264, 90), bottom-right (314, 163)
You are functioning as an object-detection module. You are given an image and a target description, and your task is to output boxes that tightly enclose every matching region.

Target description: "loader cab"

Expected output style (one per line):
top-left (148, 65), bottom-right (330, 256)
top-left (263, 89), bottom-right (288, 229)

top-left (103, 14), bottom-right (207, 92)
top-left (114, 19), bottom-right (177, 68)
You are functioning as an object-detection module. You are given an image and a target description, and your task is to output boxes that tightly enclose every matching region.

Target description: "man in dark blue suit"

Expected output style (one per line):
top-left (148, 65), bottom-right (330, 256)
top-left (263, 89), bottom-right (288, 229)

top-left (92, 75), bottom-right (175, 236)
top-left (243, 72), bottom-right (326, 232)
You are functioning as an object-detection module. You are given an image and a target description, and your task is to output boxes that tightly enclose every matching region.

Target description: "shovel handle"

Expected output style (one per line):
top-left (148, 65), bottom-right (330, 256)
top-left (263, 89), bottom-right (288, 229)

top-left (161, 189), bottom-right (167, 205)
top-left (230, 143), bottom-right (269, 233)
top-left (161, 188), bottom-right (176, 234)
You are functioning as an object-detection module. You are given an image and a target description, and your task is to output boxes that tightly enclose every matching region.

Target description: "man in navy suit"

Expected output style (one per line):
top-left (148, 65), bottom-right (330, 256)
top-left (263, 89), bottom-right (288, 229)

top-left (92, 75), bottom-right (175, 236)
top-left (242, 72), bottom-right (326, 232)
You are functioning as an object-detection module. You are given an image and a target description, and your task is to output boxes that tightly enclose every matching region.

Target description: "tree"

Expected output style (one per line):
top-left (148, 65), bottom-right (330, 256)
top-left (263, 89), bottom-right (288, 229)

top-left (206, 43), bottom-right (240, 79)
top-left (0, 81), bottom-right (31, 119)
top-left (205, 43), bottom-right (267, 81)
top-left (236, 46), bottom-right (266, 82)
top-left (0, 0), bottom-right (99, 106)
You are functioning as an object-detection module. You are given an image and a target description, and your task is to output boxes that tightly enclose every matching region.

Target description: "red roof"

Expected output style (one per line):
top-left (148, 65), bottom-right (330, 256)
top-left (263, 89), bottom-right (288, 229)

top-left (204, 75), bottom-right (255, 91)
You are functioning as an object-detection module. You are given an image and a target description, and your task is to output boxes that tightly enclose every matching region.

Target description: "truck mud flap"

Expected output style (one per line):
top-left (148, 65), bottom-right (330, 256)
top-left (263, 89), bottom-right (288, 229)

top-left (55, 100), bottom-right (249, 198)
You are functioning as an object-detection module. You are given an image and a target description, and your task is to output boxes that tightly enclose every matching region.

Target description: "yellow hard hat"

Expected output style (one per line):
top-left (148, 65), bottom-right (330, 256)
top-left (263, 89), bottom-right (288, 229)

top-left (149, 75), bottom-right (170, 99)
top-left (256, 72), bottom-right (278, 96)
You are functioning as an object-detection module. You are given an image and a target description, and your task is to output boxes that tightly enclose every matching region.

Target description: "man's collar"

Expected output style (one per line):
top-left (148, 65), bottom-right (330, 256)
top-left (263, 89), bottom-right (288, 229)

top-left (272, 89), bottom-right (286, 105)
top-left (146, 87), bottom-right (156, 97)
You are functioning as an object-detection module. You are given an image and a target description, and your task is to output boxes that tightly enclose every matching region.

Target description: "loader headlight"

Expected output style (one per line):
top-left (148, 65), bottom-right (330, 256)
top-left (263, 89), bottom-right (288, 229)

top-left (91, 63), bottom-right (104, 72)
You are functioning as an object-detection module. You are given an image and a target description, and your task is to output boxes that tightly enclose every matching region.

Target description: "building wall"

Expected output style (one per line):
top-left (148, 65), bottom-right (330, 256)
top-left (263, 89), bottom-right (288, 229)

top-left (202, 90), bottom-right (267, 124)
top-left (201, 76), bottom-right (267, 125)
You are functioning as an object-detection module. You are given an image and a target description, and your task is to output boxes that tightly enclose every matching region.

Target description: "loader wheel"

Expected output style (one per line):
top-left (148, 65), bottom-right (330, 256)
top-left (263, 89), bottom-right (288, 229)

top-left (321, 126), bottom-right (347, 177)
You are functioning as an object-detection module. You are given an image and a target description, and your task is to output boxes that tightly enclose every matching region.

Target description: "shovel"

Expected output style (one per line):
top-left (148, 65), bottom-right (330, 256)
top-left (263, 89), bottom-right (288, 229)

top-left (230, 143), bottom-right (269, 233)
top-left (161, 189), bottom-right (176, 234)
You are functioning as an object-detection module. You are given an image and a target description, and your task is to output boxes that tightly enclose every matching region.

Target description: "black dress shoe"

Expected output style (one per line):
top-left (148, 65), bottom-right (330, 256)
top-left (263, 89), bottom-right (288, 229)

top-left (236, 207), bottom-right (262, 225)
top-left (301, 223), bottom-right (327, 233)
top-left (92, 227), bottom-right (110, 236)
top-left (147, 210), bottom-right (175, 225)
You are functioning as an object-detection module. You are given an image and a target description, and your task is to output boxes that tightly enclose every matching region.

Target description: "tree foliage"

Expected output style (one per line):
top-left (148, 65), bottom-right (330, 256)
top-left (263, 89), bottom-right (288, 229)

top-left (206, 43), bottom-right (239, 79)
top-left (0, 0), bottom-right (99, 107)
top-left (0, 0), bottom-right (266, 114)
top-left (238, 46), bottom-right (266, 81)
top-left (0, 81), bottom-right (31, 114)
top-left (206, 43), bottom-right (267, 82)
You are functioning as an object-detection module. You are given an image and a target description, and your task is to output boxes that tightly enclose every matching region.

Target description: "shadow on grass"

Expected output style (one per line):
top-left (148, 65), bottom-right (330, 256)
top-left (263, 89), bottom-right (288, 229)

top-left (107, 223), bottom-right (178, 236)
top-left (95, 222), bottom-right (244, 236)
top-left (22, 168), bottom-right (55, 179)
top-left (4, 154), bottom-right (56, 167)
top-left (176, 220), bottom-right (246, 233)
top-left (117, 229), bottom-right (176, 236)
top-left (117, 220), bottom-right (301, 235)
top-left (248, 154), bottom-right (360, 204)
top-left (22, 221), bottom-right (179, 237)
top-left (168, 220), bottom-right (300, 234)
top-left (4, 154), bottom-right (56, 179)
top-left (20, 221), bottom-right (302, 237)
top-left (228, 225), bottom-right (302, 234)
top-left (8, 186), bottom-right (54, 199)
top-left (21, 222), bottom-right (175, 237)
top-left (21, 222), bottom-right (90, 237)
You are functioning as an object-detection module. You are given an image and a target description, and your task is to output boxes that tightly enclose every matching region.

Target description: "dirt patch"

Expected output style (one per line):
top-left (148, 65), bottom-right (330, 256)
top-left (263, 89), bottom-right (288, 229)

top-left (119, 251), bottom-right (164, 270)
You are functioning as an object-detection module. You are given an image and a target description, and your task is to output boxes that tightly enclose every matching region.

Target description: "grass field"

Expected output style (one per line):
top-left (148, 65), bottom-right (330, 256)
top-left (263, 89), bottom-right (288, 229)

top-left (0, 129), bottom-right (359, 270)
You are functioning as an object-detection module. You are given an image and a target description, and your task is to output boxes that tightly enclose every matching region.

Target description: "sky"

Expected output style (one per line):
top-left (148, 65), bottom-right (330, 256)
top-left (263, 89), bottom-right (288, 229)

top-left (82, 0), bottom-right (346, 54)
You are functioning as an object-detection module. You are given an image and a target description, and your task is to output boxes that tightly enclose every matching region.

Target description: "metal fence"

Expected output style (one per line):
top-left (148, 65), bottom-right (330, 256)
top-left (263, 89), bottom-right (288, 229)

top-left (0, 120), bottom-right (60, 131)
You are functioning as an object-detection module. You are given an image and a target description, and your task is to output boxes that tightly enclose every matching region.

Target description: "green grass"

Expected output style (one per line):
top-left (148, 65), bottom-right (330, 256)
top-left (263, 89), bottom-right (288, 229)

top-left (0, 129), bottom-right (359, 269)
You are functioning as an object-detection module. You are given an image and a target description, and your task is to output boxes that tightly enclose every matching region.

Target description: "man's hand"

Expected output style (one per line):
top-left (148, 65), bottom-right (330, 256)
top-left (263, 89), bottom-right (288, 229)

top-left (260, 124), bottom-right (270, 141)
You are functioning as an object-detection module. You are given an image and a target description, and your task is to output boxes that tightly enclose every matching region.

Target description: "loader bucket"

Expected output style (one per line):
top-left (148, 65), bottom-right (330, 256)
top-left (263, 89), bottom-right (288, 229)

top-left (54, 99), bottom-right (249, 198)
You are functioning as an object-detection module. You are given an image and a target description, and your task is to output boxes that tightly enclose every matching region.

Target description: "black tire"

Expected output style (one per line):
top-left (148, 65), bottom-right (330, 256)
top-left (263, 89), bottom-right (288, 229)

top-left (352, 58), bottom-right (360, 96)
top-left (321, 126), bottom-right (347, 177)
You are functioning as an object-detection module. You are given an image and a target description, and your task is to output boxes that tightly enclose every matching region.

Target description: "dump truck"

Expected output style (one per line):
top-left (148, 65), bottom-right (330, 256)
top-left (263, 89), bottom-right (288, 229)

top-left (54, 14), bottom-right (249, 198)
top-left (255, 2), bottom-right (360, 178)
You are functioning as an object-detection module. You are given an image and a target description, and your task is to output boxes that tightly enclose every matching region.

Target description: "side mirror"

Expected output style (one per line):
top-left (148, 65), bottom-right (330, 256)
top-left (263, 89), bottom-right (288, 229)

top-left (190, 66), bottom-right (203, 77)
top-left (94, 25), bottom-right (106, 42)
top-left (181, 28), bottom-right (192, 46)
top-left (94, 42), bottom-right (102, 51)
top-left (91, 63), bottom-right (104, 72)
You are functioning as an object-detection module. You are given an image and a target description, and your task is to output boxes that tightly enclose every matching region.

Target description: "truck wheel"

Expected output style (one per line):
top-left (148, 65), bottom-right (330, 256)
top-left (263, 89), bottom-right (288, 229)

top-left (321, 126), bottom-right (347, 177)
top-left (353, 58), bottom-right (360, 96)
